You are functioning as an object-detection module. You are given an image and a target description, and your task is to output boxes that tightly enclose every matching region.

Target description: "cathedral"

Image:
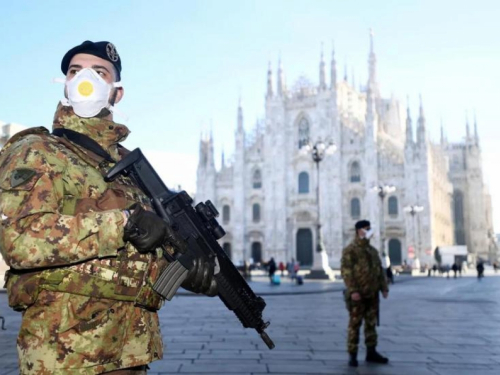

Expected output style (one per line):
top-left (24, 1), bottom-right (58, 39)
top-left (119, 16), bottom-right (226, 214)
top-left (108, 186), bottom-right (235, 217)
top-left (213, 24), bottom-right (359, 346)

top-left (196, 33), bottom-right (497, 269)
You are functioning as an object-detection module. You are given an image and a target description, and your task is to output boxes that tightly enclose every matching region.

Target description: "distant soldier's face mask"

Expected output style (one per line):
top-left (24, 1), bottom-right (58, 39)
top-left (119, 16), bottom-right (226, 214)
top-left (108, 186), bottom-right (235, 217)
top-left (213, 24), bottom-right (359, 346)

top-left (59, 68), bottom-right (122, 118)
top-left (361, 228), bottom-right (374, 240)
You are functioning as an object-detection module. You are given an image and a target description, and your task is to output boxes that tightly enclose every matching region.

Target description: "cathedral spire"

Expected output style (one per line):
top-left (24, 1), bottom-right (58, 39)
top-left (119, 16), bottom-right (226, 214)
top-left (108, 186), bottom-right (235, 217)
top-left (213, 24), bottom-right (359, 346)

top-left (277, 57), bottom-right (285, 96)
top-left (368, 28), bottom-right (378, 94)
top-left (440, 119), bottom-right (445, 145)
top-left (344, 63), bottom-right (348, 82)
top-left (474, 111), bottom-right (479, 144)
top-left (266, 61), bottom-right (273, 99)
top-left (319, 43), bottom-right (327, 91)
top-left (237, 97), bottom-right (244, 132)
top-left (208, 121), bottom-right (215, 169)
top-left (365, 84), bottom-right (377, 140)
top-left (330, 41), bottom-right (337, 89)
top-left (417, 94), bottom-right (426, 144)
top-left (465, 111), bottom-right (470, 140)
top-left (405, 96), bottom-right (413, 145)
top-left (221, 146), bottom-right (225, 169)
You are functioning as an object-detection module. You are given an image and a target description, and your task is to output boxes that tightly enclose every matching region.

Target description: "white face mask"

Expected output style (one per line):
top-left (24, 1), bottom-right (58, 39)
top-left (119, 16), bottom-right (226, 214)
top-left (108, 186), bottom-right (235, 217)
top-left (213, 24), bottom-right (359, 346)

top-left (364, 228), bottom-right (375, 240)
top-left (60, 68), bottom-right (122, 118)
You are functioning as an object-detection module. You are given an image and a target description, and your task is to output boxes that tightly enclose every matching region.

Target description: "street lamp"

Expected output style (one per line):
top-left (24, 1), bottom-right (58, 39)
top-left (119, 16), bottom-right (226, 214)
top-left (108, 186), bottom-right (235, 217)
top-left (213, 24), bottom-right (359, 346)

top-left (372, 184), bottom-right (396, 255)
top-left (404, 205), bottom-right (424, 270)
top-left (301, 138), bottom-right (337, 279)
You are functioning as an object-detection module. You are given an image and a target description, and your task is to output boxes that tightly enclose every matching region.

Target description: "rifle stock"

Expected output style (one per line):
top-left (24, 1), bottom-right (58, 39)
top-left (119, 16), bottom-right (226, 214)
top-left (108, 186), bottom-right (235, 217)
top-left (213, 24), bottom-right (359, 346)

top-left (105, 148), bottom-right (275, 350)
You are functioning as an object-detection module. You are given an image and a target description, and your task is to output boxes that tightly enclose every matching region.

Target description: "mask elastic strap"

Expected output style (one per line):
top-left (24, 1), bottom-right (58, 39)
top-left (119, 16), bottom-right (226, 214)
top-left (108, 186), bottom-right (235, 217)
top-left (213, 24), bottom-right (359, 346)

top-left (109, 105), bottom-right (129, 122)
top-left (53, 78), bottom-right (66, 84)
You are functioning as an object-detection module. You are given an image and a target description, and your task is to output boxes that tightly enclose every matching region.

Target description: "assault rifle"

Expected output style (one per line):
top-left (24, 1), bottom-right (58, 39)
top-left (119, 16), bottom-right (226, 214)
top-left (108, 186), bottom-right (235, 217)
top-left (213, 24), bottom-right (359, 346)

top-left (105, 148), bottom-right (275, 350)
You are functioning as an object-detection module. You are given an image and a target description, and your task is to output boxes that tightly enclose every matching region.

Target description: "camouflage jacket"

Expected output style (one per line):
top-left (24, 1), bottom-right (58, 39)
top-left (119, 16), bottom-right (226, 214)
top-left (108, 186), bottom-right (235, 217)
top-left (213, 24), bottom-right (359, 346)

top-left (0, 105), bottom-right (167, 374)
top-left (340, 237), bottom-right (388, 297)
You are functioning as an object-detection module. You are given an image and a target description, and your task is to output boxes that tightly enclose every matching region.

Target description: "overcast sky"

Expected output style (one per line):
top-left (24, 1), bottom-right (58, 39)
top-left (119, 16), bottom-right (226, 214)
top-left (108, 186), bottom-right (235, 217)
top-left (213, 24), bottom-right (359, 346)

top-left (1, 0), bottom-right (499, 229)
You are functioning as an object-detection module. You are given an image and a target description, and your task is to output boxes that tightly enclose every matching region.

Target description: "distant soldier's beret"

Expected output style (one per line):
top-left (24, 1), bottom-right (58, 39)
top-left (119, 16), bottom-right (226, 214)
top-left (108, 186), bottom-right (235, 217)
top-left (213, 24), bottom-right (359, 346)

top-left (61, 40), bottom-right (122, 80)
top-left (355, 220), bottom-right (371, 230)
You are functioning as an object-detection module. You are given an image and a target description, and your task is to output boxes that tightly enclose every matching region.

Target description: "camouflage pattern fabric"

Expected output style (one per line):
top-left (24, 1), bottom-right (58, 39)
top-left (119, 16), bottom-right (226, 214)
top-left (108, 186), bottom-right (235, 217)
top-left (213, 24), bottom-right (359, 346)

top-left (0, 104), bottom-right (167, 374)
top-left (341, 237), bottom-right (388, 353)
top-left (347, 296), bottom-right (379, 353)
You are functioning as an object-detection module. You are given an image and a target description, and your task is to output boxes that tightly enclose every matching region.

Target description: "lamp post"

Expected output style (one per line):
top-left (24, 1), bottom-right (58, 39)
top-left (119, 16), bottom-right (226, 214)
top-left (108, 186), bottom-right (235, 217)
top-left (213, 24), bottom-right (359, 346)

top-left (301, 138), bottom-right (337, 279)
top-left (372, 184), bottom-right (396, 255)
top-left (403, 205), bottom-right (424, 270)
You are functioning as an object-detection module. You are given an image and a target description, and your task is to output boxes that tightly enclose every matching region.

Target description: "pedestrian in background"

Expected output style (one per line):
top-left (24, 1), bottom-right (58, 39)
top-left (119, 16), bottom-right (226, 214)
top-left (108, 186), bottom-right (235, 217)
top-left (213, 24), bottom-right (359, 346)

top-left (278, 261), bottom-right (285, 276)
top-left (381, 252), bottom-right (394, 284)
top-left (477, 261), bottom-right (485, 280)
top-left (452, 263), bottom-right (458, 278)
top-left (341, 220), bottom-right (389, 368)
top-left (288, 258), bottom-right (297, 280)
top-left (267, 257), bottom-right (277, 283)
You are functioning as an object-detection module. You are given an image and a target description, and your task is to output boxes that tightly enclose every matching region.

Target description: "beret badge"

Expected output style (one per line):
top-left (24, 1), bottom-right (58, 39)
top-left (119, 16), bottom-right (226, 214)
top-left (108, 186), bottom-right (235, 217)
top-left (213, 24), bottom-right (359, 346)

top-left (106, 43), bottom-right (120, 62)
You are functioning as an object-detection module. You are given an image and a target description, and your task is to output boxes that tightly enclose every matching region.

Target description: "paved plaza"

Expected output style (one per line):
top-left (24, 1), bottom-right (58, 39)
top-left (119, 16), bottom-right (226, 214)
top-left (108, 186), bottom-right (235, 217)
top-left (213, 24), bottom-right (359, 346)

top-left (1, 272), bottom-right (500, 374)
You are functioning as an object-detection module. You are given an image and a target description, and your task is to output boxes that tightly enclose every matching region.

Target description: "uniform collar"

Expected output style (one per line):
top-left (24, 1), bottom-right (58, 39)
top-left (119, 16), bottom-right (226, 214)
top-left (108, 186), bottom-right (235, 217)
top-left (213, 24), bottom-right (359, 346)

top-left (52, 103), bottom-right (130, 160)
top-left (355, 237), bottom-right (370, 247)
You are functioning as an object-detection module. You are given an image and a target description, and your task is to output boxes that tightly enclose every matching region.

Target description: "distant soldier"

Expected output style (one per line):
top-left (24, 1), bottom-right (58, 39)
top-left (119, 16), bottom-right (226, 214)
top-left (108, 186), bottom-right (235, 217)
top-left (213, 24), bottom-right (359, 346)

top-left (341, 220), bottom-right (389, 367)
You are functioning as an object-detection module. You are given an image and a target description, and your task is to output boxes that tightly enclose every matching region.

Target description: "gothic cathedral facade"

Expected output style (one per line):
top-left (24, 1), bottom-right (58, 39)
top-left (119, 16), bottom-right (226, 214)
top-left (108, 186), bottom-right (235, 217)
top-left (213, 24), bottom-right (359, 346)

top-left (196, 34), bottom-right (497, 269)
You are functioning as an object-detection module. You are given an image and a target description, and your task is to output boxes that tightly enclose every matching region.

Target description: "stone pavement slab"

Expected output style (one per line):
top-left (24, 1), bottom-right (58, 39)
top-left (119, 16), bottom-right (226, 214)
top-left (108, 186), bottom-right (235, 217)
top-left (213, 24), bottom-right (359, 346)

top-left (1, 275), bottom-right (500, 374)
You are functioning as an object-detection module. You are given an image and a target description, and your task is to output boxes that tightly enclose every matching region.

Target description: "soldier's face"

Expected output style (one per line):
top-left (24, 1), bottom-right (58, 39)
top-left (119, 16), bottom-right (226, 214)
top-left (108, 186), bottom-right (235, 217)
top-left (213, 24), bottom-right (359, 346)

top-left (358, 227), bottom-right (371, 238)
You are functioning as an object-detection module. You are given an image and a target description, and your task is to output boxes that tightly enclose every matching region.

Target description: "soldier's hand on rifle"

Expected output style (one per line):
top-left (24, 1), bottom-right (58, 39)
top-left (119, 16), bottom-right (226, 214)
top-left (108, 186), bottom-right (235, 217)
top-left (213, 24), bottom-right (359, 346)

top-left (123, 204), bottom-right (168, 253)
top-left (181, 257), bottom-right (218, 297)
top-left (351, 292), bottom-right (361, 301)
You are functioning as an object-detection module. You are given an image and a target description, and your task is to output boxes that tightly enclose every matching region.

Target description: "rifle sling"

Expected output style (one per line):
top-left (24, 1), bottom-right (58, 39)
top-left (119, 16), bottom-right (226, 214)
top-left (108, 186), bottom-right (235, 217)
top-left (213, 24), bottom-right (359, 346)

top-left (52, 128), bottom-right (115, 163)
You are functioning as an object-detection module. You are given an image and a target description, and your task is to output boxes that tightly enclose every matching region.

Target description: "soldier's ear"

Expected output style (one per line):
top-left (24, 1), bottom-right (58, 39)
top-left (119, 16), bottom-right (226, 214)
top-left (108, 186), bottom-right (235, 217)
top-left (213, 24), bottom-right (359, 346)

top-left (113, 87), bottom-right (124, 104)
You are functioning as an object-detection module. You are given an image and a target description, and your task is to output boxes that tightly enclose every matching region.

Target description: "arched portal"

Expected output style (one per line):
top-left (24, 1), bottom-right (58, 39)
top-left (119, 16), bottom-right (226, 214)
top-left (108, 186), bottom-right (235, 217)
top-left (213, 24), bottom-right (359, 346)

top-left (251, 242), bottom-right (262, 264)
top-left (296, 228), bottom-right (313, 266)
top-left (388, 238), bottom-right (402, 266)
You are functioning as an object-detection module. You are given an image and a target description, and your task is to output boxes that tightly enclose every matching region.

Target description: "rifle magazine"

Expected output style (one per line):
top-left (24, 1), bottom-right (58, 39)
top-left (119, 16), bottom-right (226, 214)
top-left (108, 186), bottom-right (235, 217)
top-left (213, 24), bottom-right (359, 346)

top-left (153, 260), bottom-right (189, 301)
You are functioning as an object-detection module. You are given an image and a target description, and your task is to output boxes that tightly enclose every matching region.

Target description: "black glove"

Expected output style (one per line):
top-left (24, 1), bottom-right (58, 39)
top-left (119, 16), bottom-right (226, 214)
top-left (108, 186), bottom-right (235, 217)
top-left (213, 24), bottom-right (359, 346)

top-left (181, 257), bottom-right (218, 297)
top-left (123, 204), bottom-right (168, 253)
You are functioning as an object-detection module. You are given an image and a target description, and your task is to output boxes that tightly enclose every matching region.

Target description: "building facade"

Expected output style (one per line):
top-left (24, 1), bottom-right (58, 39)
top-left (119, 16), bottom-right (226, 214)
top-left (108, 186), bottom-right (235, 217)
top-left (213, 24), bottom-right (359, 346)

top-left (196, 34), bottom-right (497, 269)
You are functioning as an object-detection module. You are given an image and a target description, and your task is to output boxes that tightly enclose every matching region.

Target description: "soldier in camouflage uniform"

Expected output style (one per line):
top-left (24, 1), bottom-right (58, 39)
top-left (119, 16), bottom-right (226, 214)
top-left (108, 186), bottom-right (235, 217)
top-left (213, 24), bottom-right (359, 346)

top-left (341, 220), bottom-right (389, 367)
top-left (0, 41), bottom-right (217, 375)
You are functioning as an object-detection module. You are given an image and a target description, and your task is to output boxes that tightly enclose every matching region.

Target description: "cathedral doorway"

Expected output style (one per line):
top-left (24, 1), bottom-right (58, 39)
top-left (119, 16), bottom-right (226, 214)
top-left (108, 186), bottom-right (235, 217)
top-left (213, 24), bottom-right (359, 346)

top-left (296, 228), bottom-right (313, 266)
top-left (388, 239), bottom-right (402, 266)
top-left (251, 242), bottom-right (262, 264)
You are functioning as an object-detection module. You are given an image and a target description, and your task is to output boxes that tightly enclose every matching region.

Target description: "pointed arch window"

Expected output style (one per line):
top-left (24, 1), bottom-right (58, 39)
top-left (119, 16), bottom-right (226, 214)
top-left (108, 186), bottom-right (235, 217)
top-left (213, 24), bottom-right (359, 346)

top-left (222, 205), bottom-right (230, 224)
top-left (350, 161), bottom-right (361, 183)
top-left (252, 203), bottom-right (261, 223)
top-left (454, 189), bottom-right (465, 245)
top-left (298, 117), bottom-right (310, 149)
top-left (350, 198), bottom-right (361, 219)
top-left (253, 169), bottom-right (262, 189)
top-left (298, 172), bottom-right (309, 194)
top-left (388, 196), bottom-right (398, 217)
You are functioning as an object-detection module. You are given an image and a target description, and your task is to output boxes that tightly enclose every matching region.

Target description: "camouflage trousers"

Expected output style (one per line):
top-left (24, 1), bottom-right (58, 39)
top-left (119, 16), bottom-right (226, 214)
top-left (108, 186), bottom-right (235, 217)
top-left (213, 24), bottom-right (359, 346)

top-left (346, 295), bottom-right (379, 354)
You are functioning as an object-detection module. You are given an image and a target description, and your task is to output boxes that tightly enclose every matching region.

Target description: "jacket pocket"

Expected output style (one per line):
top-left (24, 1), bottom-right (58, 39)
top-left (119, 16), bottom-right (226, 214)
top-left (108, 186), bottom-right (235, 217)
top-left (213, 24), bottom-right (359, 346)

top-left (55, 295), bottom-right (129, 368)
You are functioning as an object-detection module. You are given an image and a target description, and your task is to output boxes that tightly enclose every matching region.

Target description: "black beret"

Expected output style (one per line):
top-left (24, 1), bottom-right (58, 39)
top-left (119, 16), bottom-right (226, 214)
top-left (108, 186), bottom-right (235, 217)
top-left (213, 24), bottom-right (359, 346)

top-left (61, 41), bottom-right (122, 80)
top-left (355, 220), bottom-right (371, 230)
